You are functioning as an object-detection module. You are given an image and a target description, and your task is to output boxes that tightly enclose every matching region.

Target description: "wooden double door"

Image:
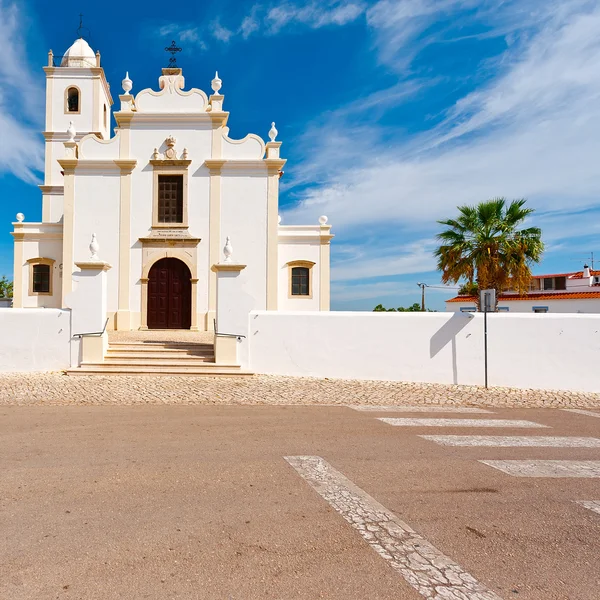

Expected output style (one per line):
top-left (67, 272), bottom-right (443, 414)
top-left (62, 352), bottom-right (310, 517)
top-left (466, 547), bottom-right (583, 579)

top-left (147, 258), bottom-right (192, 329)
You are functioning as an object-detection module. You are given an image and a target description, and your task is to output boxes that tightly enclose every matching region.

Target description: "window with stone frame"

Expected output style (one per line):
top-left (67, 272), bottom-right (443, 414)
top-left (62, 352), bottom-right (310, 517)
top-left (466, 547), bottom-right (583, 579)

top-left (157, 175), bottom-right (184, 223)
top-left (67, 87), bottom-right (79, 112)
top-left (32, 264), bottom-right (51, 294)
top-left (291, 266), bottom-right (310, 296)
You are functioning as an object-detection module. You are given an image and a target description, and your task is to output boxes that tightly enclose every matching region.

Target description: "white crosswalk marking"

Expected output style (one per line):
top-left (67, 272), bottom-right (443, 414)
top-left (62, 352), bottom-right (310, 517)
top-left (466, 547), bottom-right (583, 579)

top-left (350, 406), bottom-right (493, 413)
top-left (420, 435), bottom-right (600, 447)
top-left (561, 409), bottom-right (600, 418)
top-left (480, 460), bottom-right (600, 477)
top-left (285, 456), bottom-right (502, 600)
top-left (379, 418), bottom-right (548, 428)
top-left (576, 500), bottom-right (600, 515)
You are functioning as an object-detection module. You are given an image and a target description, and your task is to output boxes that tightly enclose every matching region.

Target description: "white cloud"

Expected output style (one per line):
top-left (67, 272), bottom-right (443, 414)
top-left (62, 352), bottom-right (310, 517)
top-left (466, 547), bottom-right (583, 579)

top-left (240, 13), bottom-right (261, 39)
top-left (0, 1), bottom-right (43, 183)
top-left (281, 0), bottom-right (600, 293)
top-left (285, 2), bottom-right (600, 228)
top-left (265, 1), bottom-right (365, 33)
top-left (211, 19), bottom-right (234, 43)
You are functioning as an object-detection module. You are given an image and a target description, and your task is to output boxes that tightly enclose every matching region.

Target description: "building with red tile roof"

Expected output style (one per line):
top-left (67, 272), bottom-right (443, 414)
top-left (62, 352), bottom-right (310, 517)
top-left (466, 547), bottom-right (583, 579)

top-left (446, 266), bottom-right (600, 313)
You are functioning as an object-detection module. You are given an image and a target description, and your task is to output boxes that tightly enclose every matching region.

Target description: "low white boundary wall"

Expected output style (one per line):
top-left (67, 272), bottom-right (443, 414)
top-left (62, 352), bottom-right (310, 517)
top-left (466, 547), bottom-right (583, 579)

top-left (0, 309), bottom-right (72, 372)
top-left (248, 311), bottom-right (600, 393)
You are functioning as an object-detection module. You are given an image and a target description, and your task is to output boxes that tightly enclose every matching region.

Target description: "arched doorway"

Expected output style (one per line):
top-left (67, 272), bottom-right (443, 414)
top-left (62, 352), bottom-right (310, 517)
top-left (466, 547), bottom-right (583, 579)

top-left (147, 258), bottom-right (192, 329)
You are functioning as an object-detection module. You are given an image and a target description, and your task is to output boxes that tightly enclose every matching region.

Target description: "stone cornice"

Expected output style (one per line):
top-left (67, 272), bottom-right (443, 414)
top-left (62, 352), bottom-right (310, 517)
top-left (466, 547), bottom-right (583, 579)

top-left (265, 158), bottom-right (286, 173)
top-left (208, 111), bottom-right (229, 126)
top-left (43, 131), bottom-right (102, 141)
top-left (58, 158), bottom-right (78, 174)
top-left (58, 159), bottom-right (137, 172)
top-left (114, 112), bottom-right (134, 127)
top-left (75, 261), bottom-right (112, 271)
top-left (11, 223), bottom-right (63, 241)
top-left (149, 159), bottom-right (192, 168)
top-left (123, 113), bottom-right (216, 125)
top-left (115, 159), bottom-right (137, 173)
top-left (138, 236), bottom-right (201, 246)
top-left (204, 159), bottom-right (227, 174)
top-left (211, 263), bottom-right (247, 272)
top-left (39, 185), bottom-right (65, 195)
top-left (204, 159), bottom-right (284, 172)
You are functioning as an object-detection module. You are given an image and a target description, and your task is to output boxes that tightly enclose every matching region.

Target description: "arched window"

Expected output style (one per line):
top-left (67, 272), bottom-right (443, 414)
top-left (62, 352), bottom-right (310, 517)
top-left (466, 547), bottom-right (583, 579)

top-left (103, 105), bottom-right (107, 129)
top-left (287, 260), bottom-right (315, 298)
top-left (66, 87), bottom-right (79, 113)
top-left (27, 258), bottom-right (55, 295)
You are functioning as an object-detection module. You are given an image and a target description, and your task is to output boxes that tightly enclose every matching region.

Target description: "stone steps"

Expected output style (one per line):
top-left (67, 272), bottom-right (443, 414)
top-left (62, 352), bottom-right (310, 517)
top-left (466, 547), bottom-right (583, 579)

top-left (106, 349), bottom-right (214, 358)
top-left (67, 339), bottom-right (251, 377)
top-left (68, 364), bottom-right (251, 376)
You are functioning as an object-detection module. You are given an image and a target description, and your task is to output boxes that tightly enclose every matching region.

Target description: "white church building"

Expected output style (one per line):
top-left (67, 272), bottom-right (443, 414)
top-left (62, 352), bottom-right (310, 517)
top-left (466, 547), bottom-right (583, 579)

top-left (11, 37), bottom-right (333, 336)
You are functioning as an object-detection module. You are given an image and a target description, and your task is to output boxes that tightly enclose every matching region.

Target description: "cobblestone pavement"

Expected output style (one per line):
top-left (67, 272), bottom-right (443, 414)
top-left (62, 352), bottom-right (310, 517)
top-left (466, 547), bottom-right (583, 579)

top-left (1, 371), bottom-right (599, 407)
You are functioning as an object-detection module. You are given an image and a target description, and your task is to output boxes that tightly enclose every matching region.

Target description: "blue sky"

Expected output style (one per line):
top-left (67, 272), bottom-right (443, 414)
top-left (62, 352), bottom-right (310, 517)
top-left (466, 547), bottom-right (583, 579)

top-left (1, 0), bottom-right (600, 311)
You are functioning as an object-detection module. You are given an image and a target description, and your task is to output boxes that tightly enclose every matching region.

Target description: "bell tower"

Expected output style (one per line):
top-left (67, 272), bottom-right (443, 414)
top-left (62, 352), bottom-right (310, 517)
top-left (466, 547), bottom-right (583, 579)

top-left (41, 37), bottom-right (113, 222)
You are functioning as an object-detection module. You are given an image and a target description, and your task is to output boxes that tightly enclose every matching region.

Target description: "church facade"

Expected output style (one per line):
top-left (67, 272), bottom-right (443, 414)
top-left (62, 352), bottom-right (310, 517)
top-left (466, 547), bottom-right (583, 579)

top-left (11, 38), bottom-right (333, 332)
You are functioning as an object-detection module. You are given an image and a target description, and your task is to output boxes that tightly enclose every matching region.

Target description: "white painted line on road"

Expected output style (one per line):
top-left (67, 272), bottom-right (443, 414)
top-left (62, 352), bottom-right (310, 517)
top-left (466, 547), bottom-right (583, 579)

top-left (421, 435), bottom-right (600, 447)
top-left (285, 455), bottom-right (502, 600)
top-left (379, 418), bottom-right (548, 428)
top-left (351, 406), bottom-right (493, 413)
top-left (561, 409), bottom-right (600, 419)
top-left (480, 460), bottom-right (600, 478)
top-left (576, 500), bottom-right (600, 515)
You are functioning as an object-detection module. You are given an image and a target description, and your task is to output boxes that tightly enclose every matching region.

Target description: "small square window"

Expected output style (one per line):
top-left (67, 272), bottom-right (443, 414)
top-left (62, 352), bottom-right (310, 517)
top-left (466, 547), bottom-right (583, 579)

top-left (32, 264), bottom-right (51, 294)
top-left (532, 306), bottom-right (548, 313)
top-left (291, 267), bottom-right (310, 296)
top-left (497, 306), bottom-right (509, 312)
top-left (460, 307), bottom-right (476, 313)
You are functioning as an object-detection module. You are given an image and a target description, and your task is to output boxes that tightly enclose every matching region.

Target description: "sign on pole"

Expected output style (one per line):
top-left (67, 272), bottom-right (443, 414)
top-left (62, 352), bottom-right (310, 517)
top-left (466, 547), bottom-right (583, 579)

top-left (479, 289), bottom-right (495, 389)
top-left (480, 289), bottom-right (496, 313)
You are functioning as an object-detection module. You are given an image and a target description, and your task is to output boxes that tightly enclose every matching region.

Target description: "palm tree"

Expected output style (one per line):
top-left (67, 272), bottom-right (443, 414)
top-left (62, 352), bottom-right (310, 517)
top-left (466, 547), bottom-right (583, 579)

top-left (435, 198), bottom-right (544, 310)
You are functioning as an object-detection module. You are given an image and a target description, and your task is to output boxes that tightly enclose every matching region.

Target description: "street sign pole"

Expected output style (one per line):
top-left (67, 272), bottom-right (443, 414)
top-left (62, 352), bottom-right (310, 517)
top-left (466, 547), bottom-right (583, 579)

top-left (484, 308), bottom-right (488, 388)
top-left (480, 289), bottom-right (496, 389)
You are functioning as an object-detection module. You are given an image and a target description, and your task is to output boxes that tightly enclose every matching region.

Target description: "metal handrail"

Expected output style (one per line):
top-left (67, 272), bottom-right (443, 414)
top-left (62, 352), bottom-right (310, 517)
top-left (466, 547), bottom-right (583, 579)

top-left (73, 318), bottom-right (109, 338)
top-left (213, 319), bottom-right (246, 340)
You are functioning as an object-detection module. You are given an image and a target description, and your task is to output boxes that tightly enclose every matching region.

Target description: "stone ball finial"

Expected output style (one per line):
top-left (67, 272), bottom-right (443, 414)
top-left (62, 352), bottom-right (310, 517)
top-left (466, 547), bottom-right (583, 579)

top-left (269, 122), bottom-right (278, 142)
top-left (212, 71), bottom-right (222, 94)
top-left (223, 236), bottom-right (233, 263)
top-left (89, 233), bottom-right (100, 260)
top-left (122, 71), bottom-right (133, 95)
top-left (16, 212), bottom-right (24, 222)
top-left (319, 215), bottom-right (328, 225)
top-left (67, 121), bottom-right (76, 142)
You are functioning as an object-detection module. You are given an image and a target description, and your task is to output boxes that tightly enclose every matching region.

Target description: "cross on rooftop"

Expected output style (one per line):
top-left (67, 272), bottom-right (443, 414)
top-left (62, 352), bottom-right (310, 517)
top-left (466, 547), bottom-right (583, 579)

top-left (165, 40), bottom-right (182, 68)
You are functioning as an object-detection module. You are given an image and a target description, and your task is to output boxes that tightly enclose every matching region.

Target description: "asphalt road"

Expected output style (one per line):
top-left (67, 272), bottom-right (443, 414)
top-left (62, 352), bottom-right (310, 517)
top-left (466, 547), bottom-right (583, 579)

top-left (1, 405), bottom-right (599, 599)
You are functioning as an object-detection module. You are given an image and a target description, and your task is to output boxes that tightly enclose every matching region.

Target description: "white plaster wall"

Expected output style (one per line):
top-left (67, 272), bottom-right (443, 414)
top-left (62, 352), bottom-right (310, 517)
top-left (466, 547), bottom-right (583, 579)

top-left (446, 298), bottom-right (600, 313)
top-left (48, 141), bottom-right (68, 186)
top-left (222, 133), bottom-right (265, 159)
top-left (19, 238), bottom-right (63, 308)
top-left (128, 125), bottom-right (213, 318)
top-left (0, 309), bottom-right (71, 372)
top-left (248, 312), bottom-right (600, 393)
top-left (277, 243), bottom-right (320, 310)
top-left (134, 88), bottom-right (207, 113)
top-left (73, 172), bottom-right (120, 313)
top-left (49, 193), bottom-right (65, 222)
top-left (79, 133), bottom-right (120, 159)
top-left (51, 74), bottom-right (95, 133)
top-left (220, 172), bottom-right (268, 311)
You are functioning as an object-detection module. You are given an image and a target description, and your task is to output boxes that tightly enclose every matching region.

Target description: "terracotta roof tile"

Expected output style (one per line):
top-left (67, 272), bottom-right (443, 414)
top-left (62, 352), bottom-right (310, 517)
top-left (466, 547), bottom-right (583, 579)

top-left (446, 291), bottom-right (600, 303)
top-left (529, 270), bottom-right (600, 279)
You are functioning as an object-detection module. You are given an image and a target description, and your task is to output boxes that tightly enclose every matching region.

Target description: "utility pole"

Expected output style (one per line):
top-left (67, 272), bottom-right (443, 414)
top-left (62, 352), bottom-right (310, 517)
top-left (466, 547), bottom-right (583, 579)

top-left (416, 283), bottom-right (428, 311)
